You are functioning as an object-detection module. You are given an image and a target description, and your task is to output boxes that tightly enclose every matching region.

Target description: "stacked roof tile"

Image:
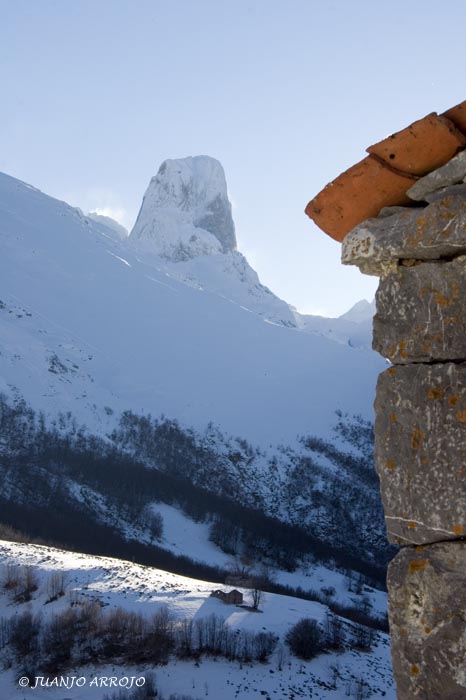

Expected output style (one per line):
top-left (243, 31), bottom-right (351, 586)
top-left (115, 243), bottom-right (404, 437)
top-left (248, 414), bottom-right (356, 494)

top-left (305, 100), bottom-right (466, 242)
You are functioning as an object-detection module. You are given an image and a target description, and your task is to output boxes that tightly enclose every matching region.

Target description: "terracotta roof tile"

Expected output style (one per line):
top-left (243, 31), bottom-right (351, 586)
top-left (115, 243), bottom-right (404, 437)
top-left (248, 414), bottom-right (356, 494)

top-left (442, 99), bottom-right (466, 135)
top-left (306, 102), bottom-right (466, 242)
top-left (305, 155), bottom-right (416, 243)
top-left (366, 112), bottom-right (465, 176)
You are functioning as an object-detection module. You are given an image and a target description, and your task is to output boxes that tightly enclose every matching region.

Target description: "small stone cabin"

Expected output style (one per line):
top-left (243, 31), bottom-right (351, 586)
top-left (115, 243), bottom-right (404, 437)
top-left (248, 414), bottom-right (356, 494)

top-left (210, 589), bottom-right (243, 605)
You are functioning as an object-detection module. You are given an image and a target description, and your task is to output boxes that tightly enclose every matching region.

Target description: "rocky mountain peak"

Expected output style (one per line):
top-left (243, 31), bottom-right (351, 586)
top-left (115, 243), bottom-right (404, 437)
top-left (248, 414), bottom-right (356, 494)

top-left (129, 155), bottom-right (236, 260)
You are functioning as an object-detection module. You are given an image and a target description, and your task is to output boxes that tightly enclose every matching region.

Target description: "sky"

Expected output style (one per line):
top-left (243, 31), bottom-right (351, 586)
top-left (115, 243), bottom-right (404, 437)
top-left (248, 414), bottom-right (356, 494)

top-left (1, 0), bottom-right (466, 316)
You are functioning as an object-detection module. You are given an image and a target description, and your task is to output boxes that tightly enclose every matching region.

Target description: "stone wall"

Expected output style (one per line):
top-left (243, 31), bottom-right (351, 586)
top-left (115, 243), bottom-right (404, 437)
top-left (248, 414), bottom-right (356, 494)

top-left (343, 159), bottom-right (466, 699)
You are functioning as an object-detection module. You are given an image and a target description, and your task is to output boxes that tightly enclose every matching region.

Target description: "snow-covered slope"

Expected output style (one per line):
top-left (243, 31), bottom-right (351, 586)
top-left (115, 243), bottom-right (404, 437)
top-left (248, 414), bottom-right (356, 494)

top-left (0, 540), bottom-right (395, 700)
top-left (297, 300), bottom-right (375, 350)
top-left (0, 169), bottom-right (385, 445)
top-left (87, 211), bottom-right (128, 240)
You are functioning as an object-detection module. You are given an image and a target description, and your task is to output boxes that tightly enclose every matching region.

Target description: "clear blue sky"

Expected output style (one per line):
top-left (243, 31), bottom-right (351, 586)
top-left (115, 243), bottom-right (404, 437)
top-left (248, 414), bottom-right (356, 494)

top-left (1, 0), bottom-right (465, 315)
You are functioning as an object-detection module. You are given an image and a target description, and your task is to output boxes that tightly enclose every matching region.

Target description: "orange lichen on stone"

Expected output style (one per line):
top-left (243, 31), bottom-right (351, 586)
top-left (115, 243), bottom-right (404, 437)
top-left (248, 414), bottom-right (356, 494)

top-left (390, 412), bottom-right (398, 423)
top-left (387, 367), bottom-right (396, 376)
top-left (398, 341), bottom-right (408, 358)
top-left (449, 396), bottom-right (459, 407)
top-left (411, 428), bottom-right (424, 449)
top-left (423, 281), bottom-right (460, 309)
top-left (424, 626), bottom-right (432, 634)
top-left (455, 410), bottom-right (466, 422)
top-left (428, 387), bottom-right (445, 399)
top-left (367, 113), bottom-right (466, 176)
top-left (386, 459), bottom-right (395, 470)
top-left (433, 292), bottom-right (450, 307)
top-left (409, 558), bottom-right (428, 574)
top-left (410, 664), bottom-right (420, 676)
top-left (453, 524), bottom-right (464, 535)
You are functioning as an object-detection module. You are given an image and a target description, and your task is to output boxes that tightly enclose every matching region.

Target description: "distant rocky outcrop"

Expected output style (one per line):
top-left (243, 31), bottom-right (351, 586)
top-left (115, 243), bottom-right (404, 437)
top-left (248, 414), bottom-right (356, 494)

top-left (130, 155), bottom-right (236, 260)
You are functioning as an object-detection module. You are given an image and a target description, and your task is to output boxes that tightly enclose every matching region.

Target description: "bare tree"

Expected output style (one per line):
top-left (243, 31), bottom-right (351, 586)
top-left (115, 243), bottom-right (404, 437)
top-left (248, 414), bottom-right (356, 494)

top-left (250, 586), bottom-right (263, 611)
top-left (45, 571), bottom-right (67, 602)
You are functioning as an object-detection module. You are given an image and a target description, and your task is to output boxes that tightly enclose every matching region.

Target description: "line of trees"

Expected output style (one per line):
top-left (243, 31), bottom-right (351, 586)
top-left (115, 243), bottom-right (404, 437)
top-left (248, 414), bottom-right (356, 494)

top-left (2, 605), bottom-right (277, 682)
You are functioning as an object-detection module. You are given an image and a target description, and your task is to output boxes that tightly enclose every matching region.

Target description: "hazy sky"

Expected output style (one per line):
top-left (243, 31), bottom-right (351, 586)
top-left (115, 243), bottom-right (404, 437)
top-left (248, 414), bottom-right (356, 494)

top-left (2, 0), bottom-right (466, 316)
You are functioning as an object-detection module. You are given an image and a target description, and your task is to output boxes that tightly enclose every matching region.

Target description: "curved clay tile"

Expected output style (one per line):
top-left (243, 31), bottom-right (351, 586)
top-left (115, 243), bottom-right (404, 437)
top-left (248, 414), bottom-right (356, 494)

top-left (306, 102), bottom-right (466, 242)
top-left (442, 99), bottom-right (466, 136)
top-left (366, 113), bottom-right (466, 176)
top-left (305, 155), bottom-right (416, 243)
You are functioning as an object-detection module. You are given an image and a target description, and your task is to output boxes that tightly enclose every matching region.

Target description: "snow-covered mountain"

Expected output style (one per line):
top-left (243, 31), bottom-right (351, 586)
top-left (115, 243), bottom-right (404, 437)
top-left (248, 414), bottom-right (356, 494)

top-left (129, 155), bottom-right (298, 328)
top-left (130, 155), bottom-right (236, 258)
top-left (297, 300), bottom-right (375, 350)
top-left (129, 155), bottom-right (374, 342)
top-left (339, 299), bottom-right (375, 324)
top-left (0, 164), bottom-right (383, 445)
top-left (87, 211), bottom-right (128, 240)
top-left (0, 160), bottom-right (393, 696)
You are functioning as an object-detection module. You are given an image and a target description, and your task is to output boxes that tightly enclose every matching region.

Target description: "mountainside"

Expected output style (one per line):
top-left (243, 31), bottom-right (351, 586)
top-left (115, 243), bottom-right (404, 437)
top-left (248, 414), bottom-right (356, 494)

top-left (297, 301), bottom-right (374, 350)
top-left (0, 392), bottom-right (391, 581)
top-left (0, 162), bottom-right (394, 693)
top-left (0, 167), bottom-right (384, 446)
top-left (87, 211), bottom-right (129, 240)
top-left (0, 539), bottom-right (395, 699)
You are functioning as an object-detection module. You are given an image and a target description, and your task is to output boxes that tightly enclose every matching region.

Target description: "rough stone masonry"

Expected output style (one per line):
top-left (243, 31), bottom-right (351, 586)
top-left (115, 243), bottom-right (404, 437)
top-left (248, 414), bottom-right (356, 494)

top-left (343, 158), bottom-right (466, 699)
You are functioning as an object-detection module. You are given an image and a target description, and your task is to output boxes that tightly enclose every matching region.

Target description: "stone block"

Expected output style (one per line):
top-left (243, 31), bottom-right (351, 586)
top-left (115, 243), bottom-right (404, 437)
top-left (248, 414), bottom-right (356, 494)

top-left (407, 149), bottom-right (466, 201)
top-left (375, 363), bottom-right (466, 545)
top-left (378, 205), bottom-right (414, 218)
top-left (388, 541), bottom-right (466, 700)
top-left (367, 112), bottom-right (466, 176)
top-left (373, 256), bottom-right (466, 363)
top-left (423, 182), bottom-right (466, 204)
top-left (342, 194), bottom-right (466, 276)
top-left (305, 155), bottom-right (415, 242)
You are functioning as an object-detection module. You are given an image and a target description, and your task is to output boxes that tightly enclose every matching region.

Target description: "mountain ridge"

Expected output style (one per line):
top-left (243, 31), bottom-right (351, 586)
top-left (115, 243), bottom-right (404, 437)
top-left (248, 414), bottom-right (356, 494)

top-left (0, 165), bottom-right (383, 445)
